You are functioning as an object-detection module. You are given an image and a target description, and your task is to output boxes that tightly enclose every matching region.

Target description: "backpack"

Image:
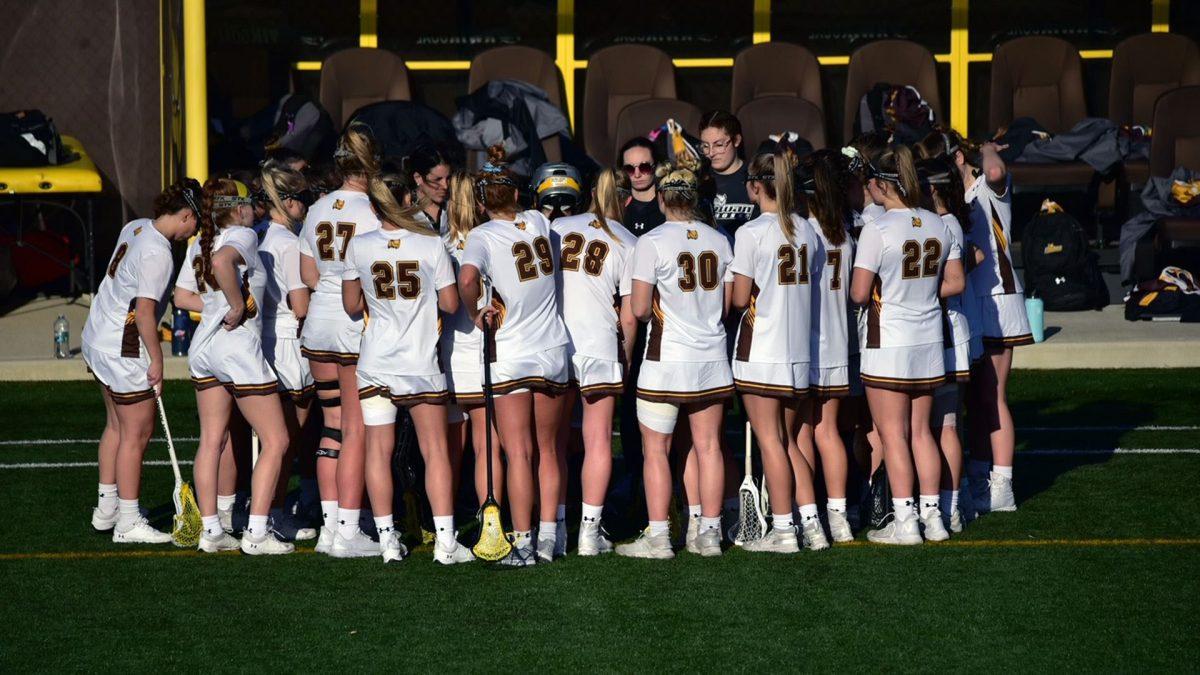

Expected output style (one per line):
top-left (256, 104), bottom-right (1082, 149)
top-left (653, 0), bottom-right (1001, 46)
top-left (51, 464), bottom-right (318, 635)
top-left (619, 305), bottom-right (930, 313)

top-left (0, 110), bottom-right (75, 166)
top-left (263, 94), bottom-right (336, 161)
top-left (1021, 202), bottom-right (1107, 311)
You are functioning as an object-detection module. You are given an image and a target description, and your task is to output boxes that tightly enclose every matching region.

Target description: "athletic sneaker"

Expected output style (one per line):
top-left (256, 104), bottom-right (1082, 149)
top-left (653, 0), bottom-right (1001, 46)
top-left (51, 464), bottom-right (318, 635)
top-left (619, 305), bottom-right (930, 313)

top-left (379, 531), bottom-right (408, 564)
top-left (615, 528), bottom-right (674, 560)
top-left (270, 512), bottom-right (317, 542)
top-left (218, 507), bottom-right (233, 534)
top-left (434, 539), bottom-right (475, 565)
top-left (945, 509), bottom-right (964, 534)
top-left (989, 473), bottom-right (1017, 512)
top-left (576, 523), bottom-right (613, 556)
top-left (198, 530), bottom-right (240, 553)
top-left (742, 526), bottom-right (800, 553)
top-left (330, 528), bottom-right (379, 558)
top-left (919, 508), bottom-right (950, 542)
top-left (536, 536), bottom-right (557, 564)
top-left (112, 517), bottom-right (172, 544)
top-left (693, 528), bottom-right (723, 557)
top-left (498, 542), bottom-right (537, 567)
top-left (315, 526), bottom-right (334, 555)
top-left (800, 519), bottom-right (830, 551)
top-left (867, 516), bottom-right (922, 545)
top-left (241, 531), bottom-right (294, 555)
top-left (827, 509), bottom-right (854, 543)
top-left (91, 506), bottom-right (118, 531)
top-left (683, 516), bottom-right (700, 551)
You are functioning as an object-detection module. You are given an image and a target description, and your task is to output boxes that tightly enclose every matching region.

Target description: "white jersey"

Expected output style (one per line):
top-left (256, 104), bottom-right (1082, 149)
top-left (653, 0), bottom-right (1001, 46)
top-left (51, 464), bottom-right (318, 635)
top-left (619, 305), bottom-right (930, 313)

top-left (440, 230), bottom-right (483, 366)
top-left (298, 189), bottom-right (381, 320)
top-left (551, 213), bottom-right (638, 361)
top-left (940, 214), bottom-right (971, 348)
top-left (82, 219), bottom-right (173, 357)
top-left (809, 217), bottom-right (857, 368)
top-left (729, 211), bottom-right (816, 364)
top-left (460, 209), bottom-right (569, 361)
top-left (861, 202), bottom-right (885, 224)
top-left (854, 207), bottom-right (960, 348)
top-left (258, 221), bottom-right (306, 340)
top-left (176, 226), bottom-right (267, 353)
top-left (965, 174), bottom-right (1022, 296)
top-left (629, 220), bottom-right (732, 362)
top-left (343, 227), bottom-right (456, 377)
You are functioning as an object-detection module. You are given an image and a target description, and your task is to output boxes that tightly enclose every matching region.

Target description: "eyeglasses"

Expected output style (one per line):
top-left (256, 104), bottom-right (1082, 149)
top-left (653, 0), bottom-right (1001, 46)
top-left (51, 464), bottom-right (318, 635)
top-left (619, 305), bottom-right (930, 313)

top-left (622, 162), bottom-right (654, 176)
top-left (699, 139), bottom-right (732, 153)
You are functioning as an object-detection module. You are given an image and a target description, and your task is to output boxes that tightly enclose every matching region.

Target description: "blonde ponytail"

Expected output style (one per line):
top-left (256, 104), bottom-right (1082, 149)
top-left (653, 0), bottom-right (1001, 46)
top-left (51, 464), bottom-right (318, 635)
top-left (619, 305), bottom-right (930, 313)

top-left (367, 176), bottom-right (434, 236)
top-left (590, 167), bottom-right (626, 245)
top-left (259, 159), bottom-right (307, 226)
top-left (447, 171), bottom-right (481, 244)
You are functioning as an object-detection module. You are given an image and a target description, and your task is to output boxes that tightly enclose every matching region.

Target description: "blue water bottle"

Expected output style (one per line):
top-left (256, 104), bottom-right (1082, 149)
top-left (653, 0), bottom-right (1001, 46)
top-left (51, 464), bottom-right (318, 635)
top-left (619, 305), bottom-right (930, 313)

top-left (172, 308), bottom-right (191, 356)
top-left (1026, 293), bottom-right (1045, 343)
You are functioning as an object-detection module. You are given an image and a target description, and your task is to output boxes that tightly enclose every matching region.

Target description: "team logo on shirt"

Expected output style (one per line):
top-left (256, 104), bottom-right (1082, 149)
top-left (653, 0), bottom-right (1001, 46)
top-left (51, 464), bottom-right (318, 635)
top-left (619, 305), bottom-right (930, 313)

top-left (514, 221), bottom-right (527, 231)
top-left (912, 216), bottom-right (923, 228)
top-left (588, 219), bottom-right (603, 229)
top-left (388, 239), bottom-right (402, 249)
top-left (333, 199), bottom-right (345, 210)
top-left (133, 226), bottom-right (142, 236)
top-left (456, 239), bottom-right (465, 250)
top-left (687, 229), bottom-right (698, 240)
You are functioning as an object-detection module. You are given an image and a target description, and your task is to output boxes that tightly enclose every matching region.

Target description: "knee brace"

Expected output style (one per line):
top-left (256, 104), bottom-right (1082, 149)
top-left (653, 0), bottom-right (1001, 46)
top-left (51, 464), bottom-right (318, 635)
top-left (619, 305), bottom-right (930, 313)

top-left (316, 426), bottom-right (342, 459)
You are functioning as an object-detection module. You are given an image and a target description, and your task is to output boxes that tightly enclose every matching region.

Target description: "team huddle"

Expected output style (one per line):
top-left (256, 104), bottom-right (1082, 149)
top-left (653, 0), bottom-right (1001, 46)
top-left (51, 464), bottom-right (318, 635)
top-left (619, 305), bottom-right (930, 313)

top-left (80, 112), bottom-right (1031, 565)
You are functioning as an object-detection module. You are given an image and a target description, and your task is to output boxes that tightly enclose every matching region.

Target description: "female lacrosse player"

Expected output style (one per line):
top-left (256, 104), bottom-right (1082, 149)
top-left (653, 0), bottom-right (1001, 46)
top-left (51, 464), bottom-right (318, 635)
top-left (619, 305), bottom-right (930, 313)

top-left (442, 172), bottom-right (504, 512)
top-left (83, 180), bottom-right (199, 543)
top-left (256, 160), bottom-right (318, 539)
top-left (174, 177), bottom-right (294, 554)
top-left (948, 131), bottom-right (1030, 514)
top-left (552, 166), bottom-right (638, 556)
top-left (459, 146), bottom-right (571, 566)
top-left (616, 166), bottom-right (734, 560)
top-left (298, 124), bottom-right (383, 557)
top-left (850, 146), bottom-right (964, 545)
top-left (407, 145), bottom-right (452, 234)
top-left (340, 173), bottom-right (474, 565)
top-left (728, 144), bottom-right (817, 554)
top-left (797, 149), bottom-right (859, 547)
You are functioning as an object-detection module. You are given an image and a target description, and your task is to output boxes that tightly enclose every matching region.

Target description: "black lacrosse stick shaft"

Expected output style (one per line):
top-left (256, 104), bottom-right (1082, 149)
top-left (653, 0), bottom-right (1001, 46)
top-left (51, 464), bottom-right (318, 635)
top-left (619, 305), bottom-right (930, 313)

top-left (482, 317), bottom-right (496, 499)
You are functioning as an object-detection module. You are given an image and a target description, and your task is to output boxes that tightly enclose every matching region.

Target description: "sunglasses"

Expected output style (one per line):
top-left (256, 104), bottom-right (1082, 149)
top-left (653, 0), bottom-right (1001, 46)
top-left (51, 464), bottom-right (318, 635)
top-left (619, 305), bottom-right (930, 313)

top-left (622, 162), bottom-right (654, 176)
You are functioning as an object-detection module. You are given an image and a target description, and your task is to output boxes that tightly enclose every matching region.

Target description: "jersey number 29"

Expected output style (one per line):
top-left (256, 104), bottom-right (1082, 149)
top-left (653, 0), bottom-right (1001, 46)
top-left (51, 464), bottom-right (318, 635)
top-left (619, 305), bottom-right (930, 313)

top-left (513, 236), bottom-right (554, 281)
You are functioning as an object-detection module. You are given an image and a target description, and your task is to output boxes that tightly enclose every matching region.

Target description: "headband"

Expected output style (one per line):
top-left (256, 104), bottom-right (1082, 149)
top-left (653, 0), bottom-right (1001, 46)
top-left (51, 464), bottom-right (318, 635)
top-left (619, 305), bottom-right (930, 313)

top-left (866, 160), bottom-right (907, 196)
top-left (745, 171), bottom-right (774, 183)
top-left (941, 132), bottom-right (959, 158)
top-left (841, 146), bottom-right (865, 174)
top-left (659, 177), bottom-right (695, 194)
top-left (212, 180), bottom-right (253, 208)
top-left (180, 179), bottom-right (202, 216)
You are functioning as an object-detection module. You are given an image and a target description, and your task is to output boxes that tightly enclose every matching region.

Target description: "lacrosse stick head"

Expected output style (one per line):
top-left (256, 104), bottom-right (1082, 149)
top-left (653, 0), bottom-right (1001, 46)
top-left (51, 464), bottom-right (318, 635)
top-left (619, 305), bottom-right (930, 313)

top-left (735, 476), bottom-right (767, 546)
top-left (472, 500), bottom-right (512, 562)
top-left (171, 481), bottom-right (204, 548)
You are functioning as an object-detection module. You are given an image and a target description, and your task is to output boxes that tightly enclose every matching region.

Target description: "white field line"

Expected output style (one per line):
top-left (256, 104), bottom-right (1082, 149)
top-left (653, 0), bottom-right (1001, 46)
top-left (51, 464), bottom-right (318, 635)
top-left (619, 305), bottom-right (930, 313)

top-left (0, 460), bottom-right (194, 469)
top-left (1018, 425), bottom-right (1200, 432)
top-left (0, 437), bottom-right (200, 446)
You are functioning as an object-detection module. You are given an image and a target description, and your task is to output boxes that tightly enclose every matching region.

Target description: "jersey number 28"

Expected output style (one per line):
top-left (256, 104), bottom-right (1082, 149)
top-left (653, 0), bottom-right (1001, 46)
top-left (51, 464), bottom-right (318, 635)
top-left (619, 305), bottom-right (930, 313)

top-left (560, 233), bottom-right (610, 276)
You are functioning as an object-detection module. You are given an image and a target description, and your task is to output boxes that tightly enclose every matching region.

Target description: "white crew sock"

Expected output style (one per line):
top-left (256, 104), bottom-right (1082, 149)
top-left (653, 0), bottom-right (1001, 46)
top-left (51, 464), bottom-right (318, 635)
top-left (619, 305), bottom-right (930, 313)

top-left (827, 498), bottom-right (847, 514)
top-left (337, 508), bottom-right (360, 539)
top-left (433, 515), bottom-right (455, 547)
top-left (202, 514), bottom-right (222, 538)
top-left (116, 498), bottom-right (140, 529)
top-left (700, 516), bottom-right (721, 532)
top-left (688, 504), bottom-right (702, 520)
top-left (993, 465), bottom-right (1013, 479)
top-left (216, 493), bottom-right (237, 512)
top-left (581, 502), bottom-right (603, 525)
top-left (321, 500), bottom-right (338, 533)
top-left (97, 483), bottom-right (118, 511)
top-left (919, 494), bottom-right (940, 519)
top-left (797, 503), bottom-right (819, 523)
top-left (374, 514), bottom-right (395, 535)
top-left (512, 530), bottom-right (532, 548)
top-left (968, 459), bottom-right (991, 479)
top-left (773, 512), bottom-right (794, 530)
top-left (648, 520), bottom-right (670, 537)
top-left (892, 498), bottom-right (916, 521)
top-left (247, 514), bottom-right (269, 539)
top-left (940, 489), bottom-right (959, 515)
top-left (538, 521), bottom-right (557, 541)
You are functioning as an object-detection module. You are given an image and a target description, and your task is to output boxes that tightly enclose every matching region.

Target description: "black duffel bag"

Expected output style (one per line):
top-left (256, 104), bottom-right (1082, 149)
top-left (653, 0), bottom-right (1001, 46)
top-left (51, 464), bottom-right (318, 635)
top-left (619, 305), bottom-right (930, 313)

top-left (0, 110), bottom-right (75, 167)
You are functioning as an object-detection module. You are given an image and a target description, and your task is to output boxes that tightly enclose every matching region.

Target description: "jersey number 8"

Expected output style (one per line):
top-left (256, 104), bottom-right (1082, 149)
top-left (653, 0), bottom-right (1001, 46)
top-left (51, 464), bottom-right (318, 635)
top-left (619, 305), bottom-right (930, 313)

top-left (678, 251), bottom-right (720, 291)
top-left (901, 239), bottom-right (942, 279)
top-left (512, 236), bottom-right (554, 281)
top-left (315, 221), bottom-right (356, 261)
top-left (560, 233), bottom-right (610, 276)
top-left (371, 260), bottom-right (421, 299)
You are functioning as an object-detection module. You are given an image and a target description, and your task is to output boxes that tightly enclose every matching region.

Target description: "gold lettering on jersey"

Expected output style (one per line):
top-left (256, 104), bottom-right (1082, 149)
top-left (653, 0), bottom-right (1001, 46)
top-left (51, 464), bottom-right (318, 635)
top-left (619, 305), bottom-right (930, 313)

top-left (388, 239), bottom-right (402, 249)
top-left (911, 216), bottom-right (923, 228)
top-left (514, 221), bottom-right (527, 231)
top-left (456, 240), bottom-right (465, 250)
top-left (686, 229), bottom-right (698, 240)
top-left (333, 199), bottom-right (345, 210)
top-left (133, 226), bottom-right (142, 236)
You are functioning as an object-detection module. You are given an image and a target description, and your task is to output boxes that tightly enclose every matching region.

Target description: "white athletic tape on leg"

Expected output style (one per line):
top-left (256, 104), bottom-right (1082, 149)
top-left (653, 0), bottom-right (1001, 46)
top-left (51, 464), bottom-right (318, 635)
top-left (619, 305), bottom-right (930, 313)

top-left (637, 399), bottom-right (679, 435)
top-left (360, 394), bottom-right (399, 427)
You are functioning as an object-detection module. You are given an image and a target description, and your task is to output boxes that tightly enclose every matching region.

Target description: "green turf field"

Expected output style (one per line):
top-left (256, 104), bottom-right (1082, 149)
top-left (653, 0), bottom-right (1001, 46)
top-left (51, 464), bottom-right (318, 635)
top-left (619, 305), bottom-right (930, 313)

top-left (2, 370), bottom-right (1199, 671)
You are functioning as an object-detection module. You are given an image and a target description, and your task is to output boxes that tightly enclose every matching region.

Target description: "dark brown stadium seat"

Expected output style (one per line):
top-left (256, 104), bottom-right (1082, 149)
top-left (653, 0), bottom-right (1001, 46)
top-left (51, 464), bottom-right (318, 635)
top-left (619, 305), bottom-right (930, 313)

top-left (1110, 33), bottom-right (1200, 186)
top-left (843, 40), bottom-right (942, 143)
top-left (468, 46), bottom-right (565, 166)
top-left (1149, 86), bottom-right (1200, 251)
top-left (737, 96), bottom-right (826, 156)
top-left (319, 48), bottom-right (412, 131)
top-left (990, 36), bottom-right (1091, 189)
top-left (612, 99), bottom-right (703, 163)
top-left (583, 45), bottom-right (676, 166)
top-left (730, 42), bottom-right (823, 114)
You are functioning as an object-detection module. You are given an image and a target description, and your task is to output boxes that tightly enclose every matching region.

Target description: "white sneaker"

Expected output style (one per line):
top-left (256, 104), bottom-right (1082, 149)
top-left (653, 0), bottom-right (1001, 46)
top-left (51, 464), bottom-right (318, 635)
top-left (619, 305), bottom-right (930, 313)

top-left (554, 520), bottom-right (567, 557)
top-left (945, 508), bottom-right (964, 534)
top-left (536, 535), bottom-right (557, 563)
top-left (111, 517), bottom-right (172, 544)
top-left (91, 506), bottom-right (118, 531)
top-left (616, 528), bottom-right (675, 560)
top-left (218, 507), bottom-right (234, 534)
top-left (330, 528), bottom-right (379, 558)
top-left (577, 523), bottom-right (613, 556)
top-left (198, 530), bottom-right (240, 553)
top-left (241, 531), bottom-right (294, 555)
top-left (498, 541), bottom-right (537, 567)
top-left (434, 539), bottom-right (475, 565)
top-left (867, 516), bottom-right (923, 545)
top-left (380, 530), bottom-right (408, 564)
top-left (315, 526), bottom-right (334, 554)
top-left (989, 472), bottom-right (1017, 512)
top-left (692, 528), bottom-right (723, 557)
top-left (920, 508), bottom-right (950, 542)
top-left (270, 511), bottom-right (317, 541)
top-left (827, 509), bottom-right (854, 543)
top-left (742, 526), bottom-right (800, 553)
top-left (683, 516), bottom-right (699, 550)
top-left (800, 519), bottom-right (831, 551)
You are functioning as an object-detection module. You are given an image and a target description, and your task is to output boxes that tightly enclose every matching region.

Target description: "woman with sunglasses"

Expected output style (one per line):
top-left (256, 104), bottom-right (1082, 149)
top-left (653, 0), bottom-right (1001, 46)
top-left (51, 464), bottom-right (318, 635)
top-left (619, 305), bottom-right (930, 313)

top-left (407, 145), bottom-right (453, 234)
top-left (619, 137), bottom-right (666, 236)
top-left (699, 111), bottom-right (756, 237)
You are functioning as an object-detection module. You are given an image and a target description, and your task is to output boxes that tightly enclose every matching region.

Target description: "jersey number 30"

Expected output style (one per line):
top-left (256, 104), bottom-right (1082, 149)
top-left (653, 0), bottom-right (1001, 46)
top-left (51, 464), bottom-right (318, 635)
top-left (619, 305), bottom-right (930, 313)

top-left (678, 251), bottom-right (720, 291)
top-left (315, 221), bottom-right (356, 261)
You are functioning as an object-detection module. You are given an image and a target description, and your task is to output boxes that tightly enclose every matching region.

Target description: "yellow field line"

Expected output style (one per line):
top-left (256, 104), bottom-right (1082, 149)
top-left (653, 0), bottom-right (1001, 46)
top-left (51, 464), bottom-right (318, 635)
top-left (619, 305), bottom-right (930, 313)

top-left (3, 538), bottom-right (1198, 561)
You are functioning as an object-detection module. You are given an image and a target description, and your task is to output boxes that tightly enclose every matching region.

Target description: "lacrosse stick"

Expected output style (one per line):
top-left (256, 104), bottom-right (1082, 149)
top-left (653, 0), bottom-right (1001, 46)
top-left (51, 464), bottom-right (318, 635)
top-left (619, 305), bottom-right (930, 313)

top-left (251, 430), bottom-right (260, 468)
top-left (156, 392), bottom-right (203, 547)
top-left (472, 304), bottom-right (512, 562)
top-left (734, 420), bottom-right (767, 545)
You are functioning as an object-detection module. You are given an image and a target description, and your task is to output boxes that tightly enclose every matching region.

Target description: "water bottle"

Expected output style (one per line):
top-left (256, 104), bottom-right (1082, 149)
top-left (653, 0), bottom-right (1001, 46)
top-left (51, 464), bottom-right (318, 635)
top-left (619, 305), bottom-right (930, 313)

top-left (172, 308), bottom-right (191, 356)
top-left (54, 314), bottom-right (70, 358)
top-left (1025, 294), bottom-right (1045, 343)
